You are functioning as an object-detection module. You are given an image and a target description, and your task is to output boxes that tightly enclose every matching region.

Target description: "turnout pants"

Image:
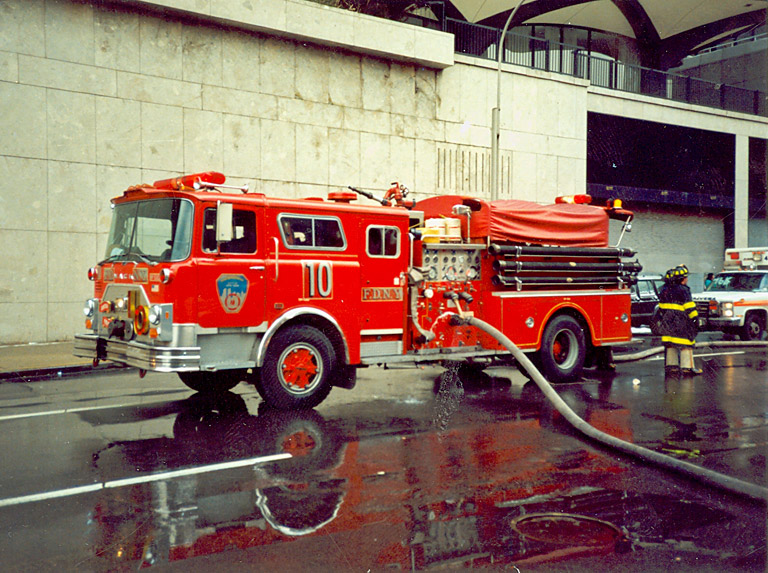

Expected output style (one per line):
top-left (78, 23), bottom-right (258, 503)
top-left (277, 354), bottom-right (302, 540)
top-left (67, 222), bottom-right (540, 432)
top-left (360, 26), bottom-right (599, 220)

top-left (665, 346), bottom-right (696, 371)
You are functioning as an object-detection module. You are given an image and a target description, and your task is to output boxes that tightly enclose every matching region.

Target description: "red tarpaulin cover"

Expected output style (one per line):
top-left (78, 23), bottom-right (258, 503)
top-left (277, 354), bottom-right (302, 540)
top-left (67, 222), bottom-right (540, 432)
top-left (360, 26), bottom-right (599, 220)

top-left (417, 195), bottom-right (609, 247)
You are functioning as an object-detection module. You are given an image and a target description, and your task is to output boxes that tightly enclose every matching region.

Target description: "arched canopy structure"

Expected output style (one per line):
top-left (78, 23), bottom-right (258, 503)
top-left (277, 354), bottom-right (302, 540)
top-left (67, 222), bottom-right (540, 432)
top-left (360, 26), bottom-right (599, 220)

top-left (445, 0), bottom-right (767, 68)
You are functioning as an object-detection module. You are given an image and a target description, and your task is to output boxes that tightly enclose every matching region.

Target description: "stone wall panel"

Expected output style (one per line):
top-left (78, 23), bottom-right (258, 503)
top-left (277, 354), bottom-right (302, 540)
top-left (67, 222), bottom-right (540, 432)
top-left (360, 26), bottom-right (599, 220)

top-left (261, 119), bottom-right (296, 183)
top-left (47, 230), bottom-right (96, 303)
top-left (328, 128), bottom-right (360, 187)
top-left (223, 114), bottom-right (261, 179)
top-left (260, 36), bottom-right (295, 98)
top-left (140, 16), bottom-right (183, 79)
top-left (96, 96), bottom-right (142, 167)
top-left (182, 24), bottom-right (223, 85)
top-left (0, 0), bottom-right (45, 57)
top-left (118, 71), bottom-right (202, 108)
top-left (0, 82), bottom-right (47, 159)
top-left (0, 230), bottom-right (47, 304)
top-left (48, 161), bottom-right (96, 232)
top-left (203, 84), bottom-right (277, 118)
top-left (295, 123), bottom-right (329, 185)
top-left (0, 303), bottom-right (47, 345)
top-left (141, 103), bottom-right (184, 171)
top-left (45, 0), bottom-right (94, 65)
top-left (329, 52), bottom-right (361, 108)
top-left (94, 9), bottom-right (141, 72)
top-left (47, 90), bottom-right (96, 163)
top-left (184, 108), bottom-right (224, 172)
top-left (295, 44), bottom-right (330, 104)
top-left (0, 156), bottom-right (48, 231)
top-left (222, 31), bottom-right (261, 92)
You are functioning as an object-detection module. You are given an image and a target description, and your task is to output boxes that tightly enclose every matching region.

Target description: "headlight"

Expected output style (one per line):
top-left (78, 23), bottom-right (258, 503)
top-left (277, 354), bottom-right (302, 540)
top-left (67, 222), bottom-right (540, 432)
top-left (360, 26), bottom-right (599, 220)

top-left (148, 305), bottom-right (163, 325)
top-left (721, 302), bottom-right (733, 317)
top-left (83, 299), bottom-right (96, 318)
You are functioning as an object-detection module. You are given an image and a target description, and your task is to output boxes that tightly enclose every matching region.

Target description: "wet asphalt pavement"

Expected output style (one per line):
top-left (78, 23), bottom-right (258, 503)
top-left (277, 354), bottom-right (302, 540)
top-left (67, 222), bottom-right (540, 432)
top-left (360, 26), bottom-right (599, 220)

top-left (0, 345), bottom-right (765, 571)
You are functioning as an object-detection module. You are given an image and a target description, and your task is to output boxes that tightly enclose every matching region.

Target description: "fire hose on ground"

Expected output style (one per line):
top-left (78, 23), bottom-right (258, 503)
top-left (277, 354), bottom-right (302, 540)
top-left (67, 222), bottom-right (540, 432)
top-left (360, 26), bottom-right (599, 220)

top-left (451, 314), bottom-right (768, 502)
top-left (613, 339), bottom-right (768, 362)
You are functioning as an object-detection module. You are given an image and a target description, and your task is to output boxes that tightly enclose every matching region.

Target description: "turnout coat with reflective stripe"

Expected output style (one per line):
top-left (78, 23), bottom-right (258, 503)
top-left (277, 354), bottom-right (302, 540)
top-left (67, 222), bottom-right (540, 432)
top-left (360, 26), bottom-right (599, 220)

top-left (658, 283), bottom-right (698, 346)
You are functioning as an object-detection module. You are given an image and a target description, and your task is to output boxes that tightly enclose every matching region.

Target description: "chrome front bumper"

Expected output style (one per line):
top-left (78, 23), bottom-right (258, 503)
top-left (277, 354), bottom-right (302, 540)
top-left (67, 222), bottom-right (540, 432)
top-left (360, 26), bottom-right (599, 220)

top-left (705, 316), bottom-right (743, 329)
top-left (74, 333), bottom-right (201, 372)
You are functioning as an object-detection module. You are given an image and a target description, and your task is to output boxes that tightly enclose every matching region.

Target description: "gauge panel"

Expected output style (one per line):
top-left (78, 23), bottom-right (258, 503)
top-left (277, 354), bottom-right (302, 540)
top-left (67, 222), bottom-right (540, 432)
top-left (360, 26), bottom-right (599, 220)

top-left (422, 244), bottom-right (482, 282)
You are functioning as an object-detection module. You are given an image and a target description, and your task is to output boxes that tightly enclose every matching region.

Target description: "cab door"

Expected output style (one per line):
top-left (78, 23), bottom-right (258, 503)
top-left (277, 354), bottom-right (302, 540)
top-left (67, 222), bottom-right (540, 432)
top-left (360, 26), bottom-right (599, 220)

top-left (197, 205), bottom-right (266, 329)
top-left (357, 222), bottom-right (409, 358)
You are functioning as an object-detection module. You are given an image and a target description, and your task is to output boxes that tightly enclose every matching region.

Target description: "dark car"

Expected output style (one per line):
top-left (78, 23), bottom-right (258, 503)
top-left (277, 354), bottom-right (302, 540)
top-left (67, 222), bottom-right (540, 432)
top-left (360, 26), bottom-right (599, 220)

top-left (631, 274), bottom-right (663, 333)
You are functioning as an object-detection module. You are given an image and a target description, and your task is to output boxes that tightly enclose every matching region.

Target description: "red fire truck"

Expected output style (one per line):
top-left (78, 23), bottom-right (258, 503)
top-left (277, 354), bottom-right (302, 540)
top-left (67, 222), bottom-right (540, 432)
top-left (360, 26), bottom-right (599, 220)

top-left (75, 172), bottom-right (639, 409)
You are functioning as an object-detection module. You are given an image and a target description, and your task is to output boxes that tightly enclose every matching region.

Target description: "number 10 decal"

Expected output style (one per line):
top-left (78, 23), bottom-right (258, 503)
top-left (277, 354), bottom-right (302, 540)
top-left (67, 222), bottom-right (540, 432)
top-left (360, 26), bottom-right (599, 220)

top-left (303, 261), bottom-right (333, 298)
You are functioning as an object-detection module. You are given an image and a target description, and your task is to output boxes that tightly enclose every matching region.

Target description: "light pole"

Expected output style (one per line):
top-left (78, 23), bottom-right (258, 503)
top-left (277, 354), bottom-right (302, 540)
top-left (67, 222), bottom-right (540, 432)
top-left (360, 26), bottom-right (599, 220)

top-left (491, 0), bottom-right (526, 201)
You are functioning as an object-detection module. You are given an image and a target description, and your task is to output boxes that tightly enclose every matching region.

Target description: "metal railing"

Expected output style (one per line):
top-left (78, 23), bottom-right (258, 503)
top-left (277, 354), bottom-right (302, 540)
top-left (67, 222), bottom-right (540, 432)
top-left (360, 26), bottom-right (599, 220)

top-left (446, 18), bottom-right (767, 117)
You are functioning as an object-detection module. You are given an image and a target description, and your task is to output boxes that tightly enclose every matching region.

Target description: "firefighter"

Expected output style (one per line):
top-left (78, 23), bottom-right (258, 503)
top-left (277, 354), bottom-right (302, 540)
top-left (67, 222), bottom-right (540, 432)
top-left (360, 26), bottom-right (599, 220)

top-left (658, 265), bottom-right (702, 376)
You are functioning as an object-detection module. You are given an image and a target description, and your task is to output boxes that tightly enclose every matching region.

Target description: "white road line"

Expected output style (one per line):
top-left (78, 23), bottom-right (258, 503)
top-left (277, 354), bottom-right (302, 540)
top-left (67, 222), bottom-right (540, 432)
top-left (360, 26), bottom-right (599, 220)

top-left (0, 403), bottom-right (126, 422)
top-left (0, 453), bottom-right (291, 509)
top-left (649, 350), bottom-right (745, 361)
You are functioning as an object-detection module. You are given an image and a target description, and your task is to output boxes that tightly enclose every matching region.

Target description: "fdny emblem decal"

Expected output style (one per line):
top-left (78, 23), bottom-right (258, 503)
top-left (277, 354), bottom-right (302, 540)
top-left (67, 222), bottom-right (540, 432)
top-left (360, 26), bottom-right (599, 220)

top-left (217, 274), bottom-right (249, 313)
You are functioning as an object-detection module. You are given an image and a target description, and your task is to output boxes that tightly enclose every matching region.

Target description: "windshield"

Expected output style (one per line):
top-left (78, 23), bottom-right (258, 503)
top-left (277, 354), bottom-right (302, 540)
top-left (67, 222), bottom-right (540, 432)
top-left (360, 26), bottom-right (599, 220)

top-left (105, 199), bottom-right (194, 263)
top-left (706, 272), bottom-right (767, 292)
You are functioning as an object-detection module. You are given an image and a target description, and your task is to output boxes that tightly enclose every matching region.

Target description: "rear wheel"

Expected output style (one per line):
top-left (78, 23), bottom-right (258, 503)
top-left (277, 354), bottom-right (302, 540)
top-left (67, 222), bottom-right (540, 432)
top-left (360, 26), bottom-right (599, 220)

top-left (259, 325), bottom-right (335, 409)
top-left (178, 370), bottom-right (244, 393)
top-left (740, 313), bottom-right (766, 341)
top-left (537, 315), bottom-right (586, 383)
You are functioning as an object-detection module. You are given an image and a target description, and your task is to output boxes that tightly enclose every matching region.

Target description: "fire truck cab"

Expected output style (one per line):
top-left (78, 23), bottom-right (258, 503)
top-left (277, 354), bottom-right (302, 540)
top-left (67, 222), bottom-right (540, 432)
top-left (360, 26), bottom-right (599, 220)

top-left (75, 172), bottom-right (640, 409)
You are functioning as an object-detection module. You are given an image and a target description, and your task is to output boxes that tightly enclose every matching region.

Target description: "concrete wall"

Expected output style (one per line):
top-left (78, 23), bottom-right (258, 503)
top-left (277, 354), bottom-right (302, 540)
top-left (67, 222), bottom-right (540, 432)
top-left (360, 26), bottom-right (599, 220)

top-left (0, 0), bottom-right (590, 344)
top-left (609, 208), bottom-right (725, 292)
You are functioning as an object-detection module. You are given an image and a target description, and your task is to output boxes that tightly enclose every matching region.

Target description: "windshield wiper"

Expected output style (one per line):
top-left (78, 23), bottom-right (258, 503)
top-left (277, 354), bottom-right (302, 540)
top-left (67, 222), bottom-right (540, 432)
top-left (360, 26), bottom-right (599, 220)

top-left (126, 251), bottom-right (158, 265)
top-left (97, 251), bottom-right (157, 266)
top-left (97, 253), bottom-right (124, 265)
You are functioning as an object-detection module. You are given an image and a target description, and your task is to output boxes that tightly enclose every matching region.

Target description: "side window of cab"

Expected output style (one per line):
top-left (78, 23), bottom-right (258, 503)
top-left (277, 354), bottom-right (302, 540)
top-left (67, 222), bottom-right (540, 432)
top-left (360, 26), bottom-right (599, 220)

top-left (203, 208), bottom-right (257, 253)
top-left (367, 226), bottom-right (399, 258)
top-left (279, 215), bottom-right (345, 250)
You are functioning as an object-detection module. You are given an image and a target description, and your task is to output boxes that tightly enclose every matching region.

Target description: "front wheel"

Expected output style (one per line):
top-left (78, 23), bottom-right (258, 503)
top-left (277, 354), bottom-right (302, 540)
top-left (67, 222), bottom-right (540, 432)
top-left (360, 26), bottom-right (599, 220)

top-left (536, 315), bottom-right (586, 383)
top-left (740, 313), bottom-right (766, 341)
top-left (259, 325), bottom-right (335, 409)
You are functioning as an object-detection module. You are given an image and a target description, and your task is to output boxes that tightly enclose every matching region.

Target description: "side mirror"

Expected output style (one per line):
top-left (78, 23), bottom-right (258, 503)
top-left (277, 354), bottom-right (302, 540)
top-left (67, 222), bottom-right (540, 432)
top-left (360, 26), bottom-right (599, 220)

top-left (216, 202), bottom-right (233, 243)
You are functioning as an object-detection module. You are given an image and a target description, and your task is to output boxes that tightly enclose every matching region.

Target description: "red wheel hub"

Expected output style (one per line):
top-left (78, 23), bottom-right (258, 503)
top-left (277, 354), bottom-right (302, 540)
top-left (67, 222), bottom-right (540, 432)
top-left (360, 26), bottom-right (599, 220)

top-left (282, 431), bottom-right (316, 457)
top-left (281, 347), bottom-right (319, 389)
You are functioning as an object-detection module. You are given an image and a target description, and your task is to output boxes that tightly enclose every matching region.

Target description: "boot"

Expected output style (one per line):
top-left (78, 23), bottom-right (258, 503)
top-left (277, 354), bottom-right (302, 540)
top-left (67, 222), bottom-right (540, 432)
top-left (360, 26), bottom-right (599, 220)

top-left (680, 347), bottom-right (702, 376)
top-left (665, 347), bottom-right (680, 375)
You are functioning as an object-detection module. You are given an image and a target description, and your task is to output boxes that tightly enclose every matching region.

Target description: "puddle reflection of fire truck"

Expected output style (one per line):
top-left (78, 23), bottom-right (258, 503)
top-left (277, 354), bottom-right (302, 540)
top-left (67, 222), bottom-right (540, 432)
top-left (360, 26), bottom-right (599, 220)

top-left (76, 173), bottom-right (640, 410)
top-left (91, 389), bottom-right (638, 569)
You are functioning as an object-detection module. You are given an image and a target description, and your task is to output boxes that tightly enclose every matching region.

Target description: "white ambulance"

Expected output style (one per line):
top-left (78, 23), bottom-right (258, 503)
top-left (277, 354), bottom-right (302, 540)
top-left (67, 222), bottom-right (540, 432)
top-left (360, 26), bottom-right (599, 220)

top-left (693, 247), bottom-right (768, 341)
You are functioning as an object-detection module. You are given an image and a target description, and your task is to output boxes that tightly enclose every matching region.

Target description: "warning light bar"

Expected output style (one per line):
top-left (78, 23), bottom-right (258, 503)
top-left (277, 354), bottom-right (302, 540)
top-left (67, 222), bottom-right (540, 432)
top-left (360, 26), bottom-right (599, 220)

top-left (153, 172), bottom-right (226, 190)
top-left (555, 194), bottom-right (592, 204)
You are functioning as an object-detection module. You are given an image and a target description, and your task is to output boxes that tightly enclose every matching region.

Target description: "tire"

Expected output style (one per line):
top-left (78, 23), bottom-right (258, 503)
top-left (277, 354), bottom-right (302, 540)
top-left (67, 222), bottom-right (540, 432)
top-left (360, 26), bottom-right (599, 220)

top-left (740, 313), bottom-right (766, 342)
top-left (178, 370), bottom-right (244, 393)
top-left (536, 314), bottom-right (587, 383)
top-left (257, 408), bottom-right (343, 478)
top-left (649, 305), bottom-right (663, 336)
top-left (259, 325), bottom-right (335, 409)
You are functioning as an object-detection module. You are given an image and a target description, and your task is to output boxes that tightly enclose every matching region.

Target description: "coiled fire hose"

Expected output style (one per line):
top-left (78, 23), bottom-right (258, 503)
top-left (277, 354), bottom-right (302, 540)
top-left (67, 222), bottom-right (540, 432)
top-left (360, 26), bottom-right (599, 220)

top-left (456, 314), bottom-right (768, 502)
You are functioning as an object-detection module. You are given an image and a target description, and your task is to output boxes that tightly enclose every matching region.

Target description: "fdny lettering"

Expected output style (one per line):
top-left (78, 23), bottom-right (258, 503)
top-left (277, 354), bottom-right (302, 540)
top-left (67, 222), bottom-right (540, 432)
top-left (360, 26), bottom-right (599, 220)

top-left (362, 287), bottom-right (403, 301)
top-left (303, 261), bottom-right (333, 298)
top-left (217, 274), bottom-right (249, 313)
